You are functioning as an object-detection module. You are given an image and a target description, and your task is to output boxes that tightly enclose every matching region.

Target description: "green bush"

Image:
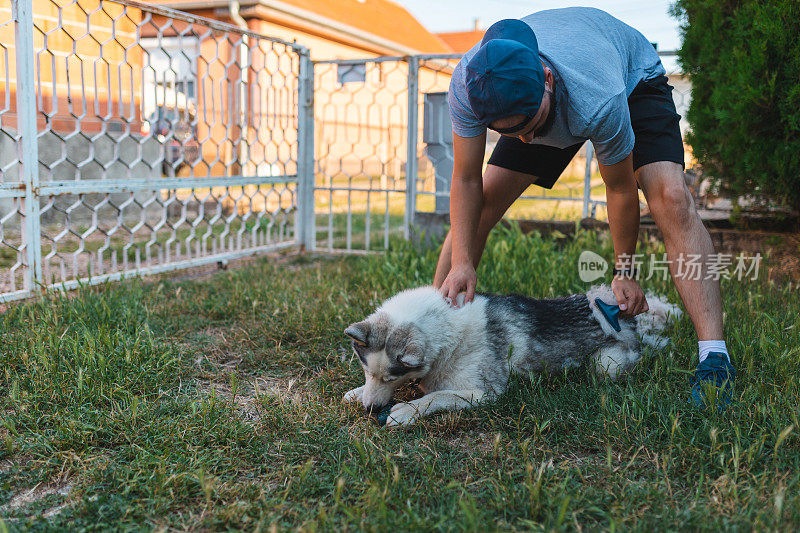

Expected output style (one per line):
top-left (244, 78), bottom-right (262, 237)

top-left (671, 0), bottom-right (800, 212)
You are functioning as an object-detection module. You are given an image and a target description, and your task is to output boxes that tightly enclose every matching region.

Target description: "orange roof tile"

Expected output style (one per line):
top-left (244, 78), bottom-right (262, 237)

top-left (283, 0), bottom-right (452, 53)
top-left (155, 0), bottom-right (452, 54)
top-left (437, 30), bottom-right (484, 54)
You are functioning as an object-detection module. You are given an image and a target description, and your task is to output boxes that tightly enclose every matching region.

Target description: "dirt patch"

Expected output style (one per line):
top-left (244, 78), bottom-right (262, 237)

top-left (1, 479), bottom-right (74, 518)
top-left (644, 226), bottom-right (800, 283)
top-left (763, 233), bottom-right (800, 283)
top-left (445, 431), bottom-right (496, 455)
top-left (0, 459), bottom-right (13, 475)
top-left (191, 326), bottom-right (247, 370)
top-left (195, 374), bottom-right (309, 425)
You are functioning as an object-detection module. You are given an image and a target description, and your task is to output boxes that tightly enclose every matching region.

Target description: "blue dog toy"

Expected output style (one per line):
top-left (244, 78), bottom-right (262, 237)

top-left (376, 405), bottom-right (393, 426)
top-left (594, 298), bottom-right (621, 332)
top-left (368, 402), bottom-right (395, 426)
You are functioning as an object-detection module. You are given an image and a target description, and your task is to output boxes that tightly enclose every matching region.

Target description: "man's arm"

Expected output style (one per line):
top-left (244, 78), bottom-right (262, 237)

top-left (439, 131), bottom-right (486, 304)
top-left (597, 152), bottom-right (649, 315)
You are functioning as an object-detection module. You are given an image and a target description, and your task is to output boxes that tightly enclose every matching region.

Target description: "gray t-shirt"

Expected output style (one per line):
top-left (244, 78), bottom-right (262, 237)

top-left (448, 7), bottom-right (665, 165)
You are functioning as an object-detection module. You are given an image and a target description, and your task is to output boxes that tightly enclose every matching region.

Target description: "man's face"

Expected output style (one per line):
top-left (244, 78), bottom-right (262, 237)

top-left (490, 66), bottom-right (556, 144)
top-left (491, 89), bottom-right (555, 144)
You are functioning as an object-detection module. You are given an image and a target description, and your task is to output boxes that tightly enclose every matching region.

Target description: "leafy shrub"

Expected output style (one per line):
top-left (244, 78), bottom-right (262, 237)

top-left (671, 0), bottom-right (800, 212)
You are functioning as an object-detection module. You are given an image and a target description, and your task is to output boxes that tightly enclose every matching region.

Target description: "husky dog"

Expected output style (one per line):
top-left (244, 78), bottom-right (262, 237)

top-left (342, 285), bottom-right (681, 427)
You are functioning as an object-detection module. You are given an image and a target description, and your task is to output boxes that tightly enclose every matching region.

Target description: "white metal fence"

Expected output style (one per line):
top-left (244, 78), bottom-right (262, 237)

top-left (0, 0), bottom-right (315, 303)
top-left (312, 53), bottom-right (469, 252)
top-left (0, 0), bottom-right (692, 300)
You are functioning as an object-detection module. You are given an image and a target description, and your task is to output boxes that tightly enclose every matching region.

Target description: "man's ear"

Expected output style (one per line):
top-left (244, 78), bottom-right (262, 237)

top-left (344, 321), bottom-right (370, 347)
top-left (543, 64), bottom-right (554, 86)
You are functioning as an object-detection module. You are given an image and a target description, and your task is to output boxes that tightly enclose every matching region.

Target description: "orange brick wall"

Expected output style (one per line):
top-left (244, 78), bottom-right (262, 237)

top-left (0, 0), bottom-right (143, 134)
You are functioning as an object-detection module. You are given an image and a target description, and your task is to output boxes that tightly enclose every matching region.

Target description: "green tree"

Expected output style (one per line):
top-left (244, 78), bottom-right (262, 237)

top-left (671, 0), bottom-right (800, 212)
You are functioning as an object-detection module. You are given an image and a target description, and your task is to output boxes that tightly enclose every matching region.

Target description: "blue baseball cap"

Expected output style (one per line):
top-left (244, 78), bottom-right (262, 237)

top-left (465, 19), bottom-right (545, 134)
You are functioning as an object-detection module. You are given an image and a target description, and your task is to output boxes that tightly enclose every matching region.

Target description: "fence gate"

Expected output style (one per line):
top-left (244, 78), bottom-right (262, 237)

top-left (311, 53), bottom-right (472, 253)
top-left (312, 57), bottom-right (410, 253)
top-left (0, 0), bottom-right (315, 303)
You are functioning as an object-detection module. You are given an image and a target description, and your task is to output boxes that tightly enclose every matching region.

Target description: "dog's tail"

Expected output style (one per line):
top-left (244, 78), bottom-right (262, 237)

top-left (586, 285), bottom-right (682, 349)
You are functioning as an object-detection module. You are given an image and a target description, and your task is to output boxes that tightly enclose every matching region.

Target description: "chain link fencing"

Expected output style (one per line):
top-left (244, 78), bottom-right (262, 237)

top-left (1, 0), bottom-right (314, 302)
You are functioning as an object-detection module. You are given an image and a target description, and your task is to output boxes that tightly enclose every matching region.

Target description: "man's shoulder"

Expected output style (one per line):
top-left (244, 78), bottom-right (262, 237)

top-left (522, 7), bottom-right (616, 25)
top-left (448, 57), bottom-right (485, 138)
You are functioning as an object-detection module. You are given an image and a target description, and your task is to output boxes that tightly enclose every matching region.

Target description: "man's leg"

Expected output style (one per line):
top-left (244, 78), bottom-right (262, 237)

top-left (635, 161), bottom-right (723, 340)
top-left (434, 165), bottom-right (536, 287)
top-left (636, 161), bottom-right (734, 409)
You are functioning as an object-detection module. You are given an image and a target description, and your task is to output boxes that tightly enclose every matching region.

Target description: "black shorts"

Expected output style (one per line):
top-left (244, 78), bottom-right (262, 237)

top-left (486, 74), bottom-right (685, 189)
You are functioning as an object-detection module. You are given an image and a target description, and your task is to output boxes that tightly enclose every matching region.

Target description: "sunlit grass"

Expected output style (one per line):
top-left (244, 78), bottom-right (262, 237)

top-left (1, 224), bottom-right (797, 529)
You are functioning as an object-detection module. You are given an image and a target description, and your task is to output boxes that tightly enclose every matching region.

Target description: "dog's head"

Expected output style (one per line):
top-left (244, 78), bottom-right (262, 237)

top-left (345, 313), bottom-right (429, 413)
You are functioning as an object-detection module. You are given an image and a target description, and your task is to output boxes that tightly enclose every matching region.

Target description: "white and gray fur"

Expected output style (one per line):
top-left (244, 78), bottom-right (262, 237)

top-left (343, 285), bottom-right (681, 427)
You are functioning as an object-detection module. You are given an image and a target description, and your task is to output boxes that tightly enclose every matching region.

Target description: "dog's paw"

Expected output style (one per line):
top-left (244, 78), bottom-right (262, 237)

top-left (342, 385), bottom-right (365, 403)
top-left (385, 402), bottom-right (421, 428)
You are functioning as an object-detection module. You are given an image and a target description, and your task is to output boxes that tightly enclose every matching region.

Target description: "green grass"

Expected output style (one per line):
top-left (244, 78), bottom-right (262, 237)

top-left (314, 211), bottom-right (406, 251)
top-left (1, 223), bottom-right (799, 530)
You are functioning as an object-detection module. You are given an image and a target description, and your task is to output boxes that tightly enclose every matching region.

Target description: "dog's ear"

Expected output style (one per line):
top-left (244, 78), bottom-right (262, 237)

top-left (344, 321), bottom-right (370, 347)
top-left (399, 341), bottom-right (423, 368)
top-left (386, 324), bottom-right (425, 368)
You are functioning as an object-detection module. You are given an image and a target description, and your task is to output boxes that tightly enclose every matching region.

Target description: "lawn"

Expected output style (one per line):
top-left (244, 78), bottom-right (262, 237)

top-left (1, 224), bottom-right (798, 530)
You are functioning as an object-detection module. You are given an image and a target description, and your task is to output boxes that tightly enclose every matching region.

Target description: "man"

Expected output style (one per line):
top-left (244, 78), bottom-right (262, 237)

top-left (433, 8), bottom-right (735, 409)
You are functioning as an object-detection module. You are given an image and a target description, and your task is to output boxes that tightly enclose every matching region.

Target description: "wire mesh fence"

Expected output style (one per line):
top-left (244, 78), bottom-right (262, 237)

top-left (0, 1), bottom-right (26, 300)
top-left (312, 57), bottom-right (410, 252)
top-left (0, 0), bottom-right (312, 302)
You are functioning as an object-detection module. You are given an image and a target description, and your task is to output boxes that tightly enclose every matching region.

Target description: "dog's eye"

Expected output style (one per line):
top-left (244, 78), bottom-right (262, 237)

top-left (381, 376), bottom-right (398, 383)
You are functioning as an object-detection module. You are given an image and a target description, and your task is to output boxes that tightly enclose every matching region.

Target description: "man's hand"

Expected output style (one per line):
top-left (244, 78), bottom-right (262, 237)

top-left (439, 262), bottom-right (477, 307)
top-left (611, 276), bottom-right (649, 316)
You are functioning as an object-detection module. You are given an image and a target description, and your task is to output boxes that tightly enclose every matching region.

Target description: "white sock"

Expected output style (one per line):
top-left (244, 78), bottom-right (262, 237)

top-left (699, 340), bottom-right (730, 364)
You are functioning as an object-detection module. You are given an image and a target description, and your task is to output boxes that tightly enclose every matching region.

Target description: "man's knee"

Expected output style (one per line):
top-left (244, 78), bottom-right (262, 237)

top-left (644, 174), bottom-right (696, 224)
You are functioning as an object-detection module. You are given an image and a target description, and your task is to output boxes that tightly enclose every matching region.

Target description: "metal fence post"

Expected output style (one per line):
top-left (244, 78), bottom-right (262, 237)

top-left (404, 55), bottom-right (419, 239)
top-left (297, 48), bottom-right (315, 251)
top-left (582, 141), bottom-right (594, 219)
top-left (13, 0), bottom-right (42, 293)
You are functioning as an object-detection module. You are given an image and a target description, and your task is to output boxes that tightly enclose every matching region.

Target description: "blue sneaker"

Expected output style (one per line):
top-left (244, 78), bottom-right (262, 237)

top-left (690, 352), bottom-right (736, 412)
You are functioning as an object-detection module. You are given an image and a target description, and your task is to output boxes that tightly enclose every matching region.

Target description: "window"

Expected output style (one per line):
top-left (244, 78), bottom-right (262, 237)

top-left (337, 63), bottom-right (366, 85)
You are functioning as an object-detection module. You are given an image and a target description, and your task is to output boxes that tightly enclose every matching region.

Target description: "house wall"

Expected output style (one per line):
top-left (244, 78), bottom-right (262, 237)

top-left (668, 73), bottom-right (694, 167)
top-left (0, 0), bottom-right (143, 136)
